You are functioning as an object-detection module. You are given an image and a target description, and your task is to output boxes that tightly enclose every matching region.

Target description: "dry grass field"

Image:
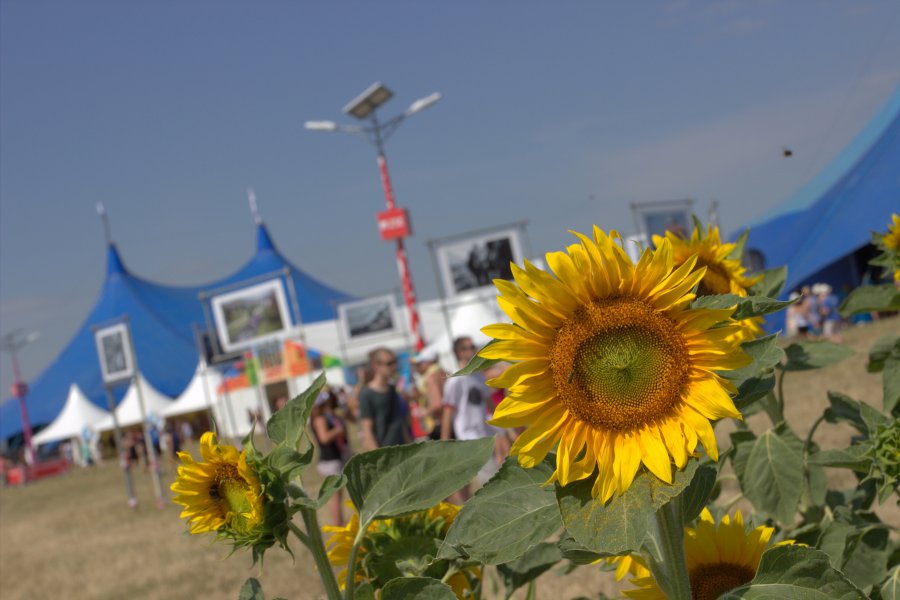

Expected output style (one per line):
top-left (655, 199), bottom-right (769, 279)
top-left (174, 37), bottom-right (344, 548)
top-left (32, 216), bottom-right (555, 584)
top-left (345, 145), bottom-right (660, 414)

top-left (1, 316), bottom-right (897, 600)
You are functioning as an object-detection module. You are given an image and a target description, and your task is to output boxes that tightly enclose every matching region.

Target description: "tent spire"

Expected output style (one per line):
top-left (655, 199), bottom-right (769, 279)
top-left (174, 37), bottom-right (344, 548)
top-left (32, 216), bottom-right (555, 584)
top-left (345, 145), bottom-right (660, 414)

top-left (96, 202), bottom-right (113, 246)
top-left (248, 188), bottom-right (262, 225)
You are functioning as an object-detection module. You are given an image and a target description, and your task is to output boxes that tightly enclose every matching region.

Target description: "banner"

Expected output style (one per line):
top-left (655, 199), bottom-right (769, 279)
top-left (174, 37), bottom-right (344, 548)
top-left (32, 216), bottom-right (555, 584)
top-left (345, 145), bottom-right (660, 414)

top-left (217, 340), bottom-right (338, 392)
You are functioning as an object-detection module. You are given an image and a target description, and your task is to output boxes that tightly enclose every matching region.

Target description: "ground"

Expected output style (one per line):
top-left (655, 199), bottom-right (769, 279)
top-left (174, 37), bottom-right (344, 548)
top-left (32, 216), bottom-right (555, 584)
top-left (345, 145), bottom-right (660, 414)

top-left (0, 316), bottom-right (896, 599)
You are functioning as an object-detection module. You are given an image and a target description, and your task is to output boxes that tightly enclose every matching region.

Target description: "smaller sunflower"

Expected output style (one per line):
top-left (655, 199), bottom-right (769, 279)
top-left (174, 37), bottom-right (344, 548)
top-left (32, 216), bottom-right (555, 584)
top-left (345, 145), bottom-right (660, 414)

top-left (622, 508), bottom-right (790, 600)
top-left (884, 213), bottom-right (900, 251)
top-left (653, 224), bottom-right (764, 341)
top-left (324, 502), bottom-right (478, 598)
top-left (171, 432), bottom-right (264, 536)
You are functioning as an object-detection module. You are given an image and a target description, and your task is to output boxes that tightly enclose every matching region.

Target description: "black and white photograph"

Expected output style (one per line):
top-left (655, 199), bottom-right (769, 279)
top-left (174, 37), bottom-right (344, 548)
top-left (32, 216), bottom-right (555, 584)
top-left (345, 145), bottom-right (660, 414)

top-left (435, 227), bottom-right (523, 298)
top-left (338, 294), bottom-right (398, 341)
top-left (632, 199), bottom-right (695, 241)
top-left (211, 279), bottom-right (292, 352)
top-left (94, 323), bottom-right (134, 384)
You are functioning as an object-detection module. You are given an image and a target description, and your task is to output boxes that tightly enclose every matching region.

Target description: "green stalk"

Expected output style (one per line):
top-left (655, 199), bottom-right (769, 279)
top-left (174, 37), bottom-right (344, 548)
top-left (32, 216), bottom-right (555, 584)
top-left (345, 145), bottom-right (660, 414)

top-left (298, 507), bottom-right (342, 600)
top-left (653, 501), bottom-right (692, 600)
top-left (343, 528), bottom-right (366, 600)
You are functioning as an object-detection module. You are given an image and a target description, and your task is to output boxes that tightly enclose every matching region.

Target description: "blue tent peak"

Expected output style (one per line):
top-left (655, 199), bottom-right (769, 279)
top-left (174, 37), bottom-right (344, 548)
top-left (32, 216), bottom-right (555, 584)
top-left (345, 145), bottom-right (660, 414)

top-left (106, 243), bottom-right (128, 277)
top-left (256, 223), bottom-right (276, 253)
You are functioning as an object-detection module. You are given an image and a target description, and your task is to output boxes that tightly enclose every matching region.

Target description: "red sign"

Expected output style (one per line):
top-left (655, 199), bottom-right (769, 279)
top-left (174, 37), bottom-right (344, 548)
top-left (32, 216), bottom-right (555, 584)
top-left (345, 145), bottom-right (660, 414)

top-left (377, 207), bottom-right (411, 241)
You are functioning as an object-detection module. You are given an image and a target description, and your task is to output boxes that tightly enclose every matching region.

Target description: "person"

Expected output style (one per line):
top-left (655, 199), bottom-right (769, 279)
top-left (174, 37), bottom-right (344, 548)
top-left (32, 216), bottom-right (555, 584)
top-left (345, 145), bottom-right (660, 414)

top-left (441, 336), bottom-right (504, 499)
top-left (358, 348), bottom-right (411, 450)
top-left (311, 389), bottom-right (350, 525)
top-left (410, 347), bottom-right (446, 441)
top-left (815, 283), bottom-right (843, 342)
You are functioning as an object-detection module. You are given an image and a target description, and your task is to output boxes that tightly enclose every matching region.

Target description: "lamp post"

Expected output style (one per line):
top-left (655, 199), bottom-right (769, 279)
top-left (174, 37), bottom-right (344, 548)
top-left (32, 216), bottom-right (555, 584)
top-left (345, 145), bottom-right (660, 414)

top-left (1, 330), bottom-right (40, 465)
top-left (305, 82), bottom-right (441, 352)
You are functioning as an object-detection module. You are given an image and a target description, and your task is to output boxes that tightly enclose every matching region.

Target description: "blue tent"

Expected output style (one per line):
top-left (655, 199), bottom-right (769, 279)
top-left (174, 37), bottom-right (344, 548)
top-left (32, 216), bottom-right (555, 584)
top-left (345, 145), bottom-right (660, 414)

top-left (737, 87), bottom-right (900, 294)
top-left (0, 223), bottom-right (353, 440)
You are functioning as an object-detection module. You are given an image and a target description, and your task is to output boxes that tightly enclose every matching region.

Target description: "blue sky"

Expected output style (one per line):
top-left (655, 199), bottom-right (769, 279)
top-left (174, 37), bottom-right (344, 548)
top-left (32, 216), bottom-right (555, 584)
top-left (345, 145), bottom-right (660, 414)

top-left (1, 1), bottom-right (899, 393)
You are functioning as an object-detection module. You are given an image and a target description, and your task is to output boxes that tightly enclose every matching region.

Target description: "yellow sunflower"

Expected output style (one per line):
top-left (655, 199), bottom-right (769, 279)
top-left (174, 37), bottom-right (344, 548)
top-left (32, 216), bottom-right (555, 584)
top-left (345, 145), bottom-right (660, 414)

top-left (481, 227), bottom-right (749, 502)
top-left (622, 508), bottom-right (786, 600)
top-left (324, 502), bottom-right (478, 598)
top-left (653, 225), bottom-right (764, 341)
top-left (170, 432), bottom-right (264, 535)
top-left (884, 213), bottom-right (900, 250)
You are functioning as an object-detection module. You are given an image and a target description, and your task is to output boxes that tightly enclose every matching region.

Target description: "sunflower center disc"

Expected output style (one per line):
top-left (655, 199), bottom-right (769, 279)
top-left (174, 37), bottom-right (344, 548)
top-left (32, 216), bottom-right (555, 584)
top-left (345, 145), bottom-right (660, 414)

top-left (551, 297), bottom-right (690, 431)
top-left (696, 260), bottom-right (732, 296)
top-left (689, 563), bottom-right (755, 600)
top-left (214, 465), bottom-right (253, 531)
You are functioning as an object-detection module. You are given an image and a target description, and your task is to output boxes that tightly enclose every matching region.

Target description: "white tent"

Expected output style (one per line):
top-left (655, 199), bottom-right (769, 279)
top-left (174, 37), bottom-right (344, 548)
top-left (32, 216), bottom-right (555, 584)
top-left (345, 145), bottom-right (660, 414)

top-left (32, 384), bottom-right (110, 446)
top-left (95, 374), bottom-right (173, 431)
top-left (161, 362), bottom-right (222, 419)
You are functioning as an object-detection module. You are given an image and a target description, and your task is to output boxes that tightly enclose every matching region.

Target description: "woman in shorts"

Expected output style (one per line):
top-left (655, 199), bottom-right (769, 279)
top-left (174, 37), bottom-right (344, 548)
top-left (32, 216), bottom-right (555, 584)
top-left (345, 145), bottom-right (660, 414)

top-left (311, 389), bottom-right (350, 525)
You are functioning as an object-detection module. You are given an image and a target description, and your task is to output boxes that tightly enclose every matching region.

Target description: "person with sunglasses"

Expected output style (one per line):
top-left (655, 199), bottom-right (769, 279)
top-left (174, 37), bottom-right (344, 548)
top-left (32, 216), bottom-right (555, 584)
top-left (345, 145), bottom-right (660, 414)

top-left (358, 347), bottom-right (411, 451)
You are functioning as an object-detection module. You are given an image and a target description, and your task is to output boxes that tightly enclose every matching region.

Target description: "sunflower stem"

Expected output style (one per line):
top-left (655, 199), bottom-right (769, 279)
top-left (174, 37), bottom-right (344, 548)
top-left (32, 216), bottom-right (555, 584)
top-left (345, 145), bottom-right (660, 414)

top-left (298, 507), bottom-right (342, 600)
top-left (344, 529), bottom-right (365, 600)
top-left (287, 520), bottom-right (311, 547)
top-left (653, 500), bottom-right (692, 600)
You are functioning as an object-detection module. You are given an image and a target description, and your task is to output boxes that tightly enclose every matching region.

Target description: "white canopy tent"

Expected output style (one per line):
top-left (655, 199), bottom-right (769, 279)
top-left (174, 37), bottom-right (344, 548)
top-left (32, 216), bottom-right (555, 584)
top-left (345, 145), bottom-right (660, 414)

top-left (32, 384), bottom-right (110, 446)
top-left (161, 362), bottom-right (222, 419)
top-left (95, 374), bottom-right (173, 431)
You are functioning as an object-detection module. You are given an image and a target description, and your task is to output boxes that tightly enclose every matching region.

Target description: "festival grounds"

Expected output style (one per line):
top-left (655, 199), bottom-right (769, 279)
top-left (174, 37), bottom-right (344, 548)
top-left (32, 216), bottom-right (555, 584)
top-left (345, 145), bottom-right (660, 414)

top-left (1, 316), bottom-right (897, 600)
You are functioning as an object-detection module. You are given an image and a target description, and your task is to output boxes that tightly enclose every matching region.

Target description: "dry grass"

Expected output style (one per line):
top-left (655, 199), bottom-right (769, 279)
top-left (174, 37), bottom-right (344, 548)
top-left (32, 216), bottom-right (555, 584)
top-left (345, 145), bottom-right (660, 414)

top-left (1, 317), bottom-right (896, 599)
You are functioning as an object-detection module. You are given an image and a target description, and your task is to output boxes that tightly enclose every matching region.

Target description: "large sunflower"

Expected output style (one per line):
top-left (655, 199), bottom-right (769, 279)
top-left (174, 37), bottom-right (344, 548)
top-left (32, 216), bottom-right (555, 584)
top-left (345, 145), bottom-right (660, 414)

top-left (171, 432), bottom-right (264, 535)
top-left (481, 227), bottom-right (748, 501)
top-left (324, 502), bottom-right (478, 598)
top-left (622, 508), bottom-right (786, 600)
top-left (653, 225), bottom-right (764, 341)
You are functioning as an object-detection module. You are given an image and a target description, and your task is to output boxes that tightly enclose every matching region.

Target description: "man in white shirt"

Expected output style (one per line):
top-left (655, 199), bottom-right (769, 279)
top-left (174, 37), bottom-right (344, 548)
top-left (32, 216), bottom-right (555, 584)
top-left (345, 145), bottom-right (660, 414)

top-left (441, 336), bottom-right (501, 497)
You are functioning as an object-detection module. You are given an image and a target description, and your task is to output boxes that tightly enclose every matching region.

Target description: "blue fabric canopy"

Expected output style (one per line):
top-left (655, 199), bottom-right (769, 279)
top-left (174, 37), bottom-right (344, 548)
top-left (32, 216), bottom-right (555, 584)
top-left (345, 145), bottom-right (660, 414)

top-left (737, 86), bottom-right (900, 294)
top-left (0, 223), bottom-right (353, 439)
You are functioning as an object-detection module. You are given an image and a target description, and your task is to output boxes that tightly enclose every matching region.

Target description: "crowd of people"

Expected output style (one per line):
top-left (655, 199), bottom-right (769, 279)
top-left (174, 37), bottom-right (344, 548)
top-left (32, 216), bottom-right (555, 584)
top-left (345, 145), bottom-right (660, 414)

top-left (306, 335), bottom-right (516, 525)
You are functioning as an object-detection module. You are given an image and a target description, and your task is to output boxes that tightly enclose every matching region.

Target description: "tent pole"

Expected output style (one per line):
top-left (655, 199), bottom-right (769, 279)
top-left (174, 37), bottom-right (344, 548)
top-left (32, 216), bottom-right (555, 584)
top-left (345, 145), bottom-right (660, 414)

top-left (125, 318), bottom-right (165, 508)
top-left (105, 384), bottom-right (137, 508)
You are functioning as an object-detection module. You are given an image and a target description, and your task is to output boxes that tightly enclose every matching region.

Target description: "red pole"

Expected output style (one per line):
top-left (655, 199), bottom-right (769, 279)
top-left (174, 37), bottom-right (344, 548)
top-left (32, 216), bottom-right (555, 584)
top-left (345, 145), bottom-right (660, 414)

top-left (10, 347), bottom-right (36, 465)
top-left (377, 153), bottom-right (425, 351)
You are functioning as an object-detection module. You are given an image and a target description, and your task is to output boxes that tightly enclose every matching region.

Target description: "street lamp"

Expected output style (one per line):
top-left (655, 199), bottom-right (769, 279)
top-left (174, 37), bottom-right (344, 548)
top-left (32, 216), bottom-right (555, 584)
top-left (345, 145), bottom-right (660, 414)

top-left (1, 329), bottom-right (41, 465)
top-left (305, 82), bottom-right (442, 352)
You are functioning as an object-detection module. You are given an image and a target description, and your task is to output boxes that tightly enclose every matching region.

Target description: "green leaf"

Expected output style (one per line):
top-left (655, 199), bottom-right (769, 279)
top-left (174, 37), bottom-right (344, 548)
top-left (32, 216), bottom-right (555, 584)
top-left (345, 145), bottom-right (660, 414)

top-left (380, 577), bottom-right (457, 600)
top-left (238, 578), bottom-right (265, 600)
top-left (345, 438), bottom-right (494, 527)
top-left (839, 285), bottom-right (900, 316)
top-left (730, 430), bottom-right (758, 485)
top-left (883, 356), bottom-right (900, 413)
top-left (749, 266), bottom-right (788, 298)
top-left (314, 473), bottom-right (347, 508)
top-left (808, 446), bottom-right (872, 472)
top-left (721, 545), bottom-right (867, 599)
top-left (556, 461), bottom-right (698, 555)
top-left (725, 334), bottom-right (783, 409)
top-left (497, 542), bottom-right (562, 599)
top-left (678, 465), bottom-right (717, 523)
top-left (265, 442), bottom-right (314, 481)
top-left (729, 229), bottom-right (750, 260)
top-left (266, 372), bottom-right (326, 449)
top-left (438, 458), bottom-right (562, 564)
top-left (783, 341), bottom-right (854, 371)
top-left (355, 582), bottom-right (376, 600)
top-left (842, 525), bottom-right (890, 590)
top-left (867, 335), bottom-right (900, 373)
top-left (556, 534), bottom-right (607, 564)
top-left (454, 339), bottom-right (501, 376)
top-left (880, 566), bottom-right (900, 600)
top-left (824, 391), bottom-right (868, 432)
top-left (742, 423), bottom-right (804, 524)
top-left (691, 294), bottom-right (794, 319)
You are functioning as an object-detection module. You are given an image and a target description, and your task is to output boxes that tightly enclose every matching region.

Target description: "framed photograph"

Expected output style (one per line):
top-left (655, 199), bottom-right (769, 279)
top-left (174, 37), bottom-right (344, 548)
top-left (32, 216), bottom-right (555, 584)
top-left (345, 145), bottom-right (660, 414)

top-left (435, 227), bottom-right (523, 298)
top-left (211, 279), bottom-right (292, 353)
top-left (631, 199), bottom-right (694, 242)
top-left (338, 294), bottom-right (398, 341)
top-left (95, 322), bottom-right (135, 384)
